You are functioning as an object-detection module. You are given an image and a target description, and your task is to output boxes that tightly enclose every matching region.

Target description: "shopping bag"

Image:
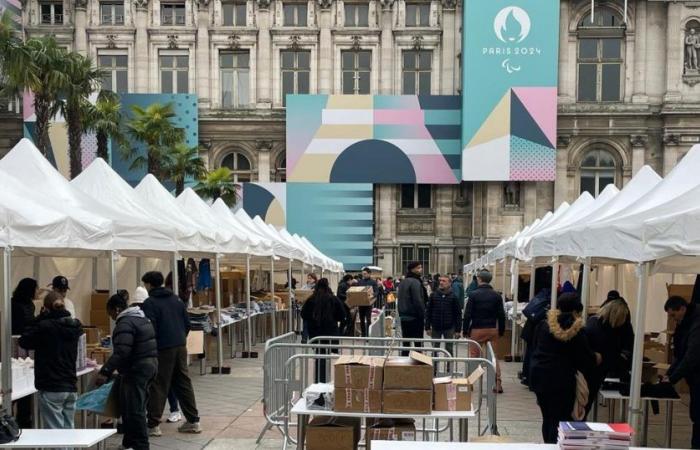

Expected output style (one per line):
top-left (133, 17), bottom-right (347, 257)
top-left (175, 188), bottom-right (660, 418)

top-left (76, 379), bottom-right (121, 417)
top-left (103, 377), bottom-right (121, 418)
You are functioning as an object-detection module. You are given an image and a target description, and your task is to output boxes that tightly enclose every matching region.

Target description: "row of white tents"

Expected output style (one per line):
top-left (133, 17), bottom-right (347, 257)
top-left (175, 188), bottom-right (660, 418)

top-left (463, 143), bottom-right (700, 444)
top-left (0, 138), bottom-right (344, 413)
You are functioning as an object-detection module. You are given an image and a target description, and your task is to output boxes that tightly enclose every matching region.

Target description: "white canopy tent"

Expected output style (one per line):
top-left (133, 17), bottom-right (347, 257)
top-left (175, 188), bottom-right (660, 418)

top-left (210, 199), bottom-right (273, 256)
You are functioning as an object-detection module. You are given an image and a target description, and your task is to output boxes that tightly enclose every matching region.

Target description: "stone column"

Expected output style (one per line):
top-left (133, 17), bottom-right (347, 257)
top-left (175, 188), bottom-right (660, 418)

top-left (557, 0), bottom-right (571, 102)
top-left (379, 0), bottom-right (394, 94)
top-left (632, 0), bottom-right (647, 103)
top-left (196, 0), bottom-right (211, 108)
top-left (630, 135), bottom-right (647, 175)
top-left (435, 185), bottom-right (454, 274)
top-left (662, 134), bottom-right (679, 176)
top-left (646, 1), bottom-right (667, 103)
top-left (134, 0), bottom-right (149, 93)
top-left (664, 1), bottom-right (682, 102)
top-left (257, 140), bottom-right (272, 181)
top-left (554, 136), bottom-right (571, 206)
top-left (318, 0), bottom-right (332, 94)
top-left (523, 182), bottom-right (537, 225)
top-left (256, 0), bottom-right (272, 107)
top-left (376, 184), bottom-right (397, 273)
top-left (74, 0), bottom-right (88, 56)
top-left (440, 0), bottom-right (457, 94)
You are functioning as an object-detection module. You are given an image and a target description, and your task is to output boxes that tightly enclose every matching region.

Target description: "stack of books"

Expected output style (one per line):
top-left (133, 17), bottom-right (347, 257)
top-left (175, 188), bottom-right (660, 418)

top-left (558, 422), bottom-right (633, 450)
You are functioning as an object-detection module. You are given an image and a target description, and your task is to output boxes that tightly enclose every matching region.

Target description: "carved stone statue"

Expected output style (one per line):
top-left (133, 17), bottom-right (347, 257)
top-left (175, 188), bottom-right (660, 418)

top-left (317, 0), bottom-right (332, 9)
top-left (256, 0), bottom-right (271, 10)
top-left (685, 28), bottom-right (699, 72)
top-left (379, 0), bottom-right (394, 10)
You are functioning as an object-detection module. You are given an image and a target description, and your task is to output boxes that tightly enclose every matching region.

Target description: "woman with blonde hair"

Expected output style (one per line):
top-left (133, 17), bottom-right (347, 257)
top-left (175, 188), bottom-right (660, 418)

top-left (584, 297), bottom-right (634, 416)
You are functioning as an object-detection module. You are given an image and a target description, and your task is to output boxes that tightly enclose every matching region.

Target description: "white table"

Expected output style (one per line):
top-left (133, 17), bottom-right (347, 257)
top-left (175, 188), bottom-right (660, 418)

top-left (292, 400), bottom-right (476, 450)
top-left (0, 429), bottom-right (116, 449)
top-left (370, 442), bottom-right (679, 450)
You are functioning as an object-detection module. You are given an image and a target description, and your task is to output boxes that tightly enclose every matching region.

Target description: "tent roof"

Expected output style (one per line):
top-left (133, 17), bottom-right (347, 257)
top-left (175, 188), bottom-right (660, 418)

top-left (210, 199), bottom-right (274, 256)
top-left (234, 210), bottom-right (298, 261)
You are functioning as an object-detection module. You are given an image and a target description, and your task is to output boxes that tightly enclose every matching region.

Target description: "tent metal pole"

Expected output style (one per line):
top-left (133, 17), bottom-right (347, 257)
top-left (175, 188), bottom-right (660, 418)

top-left (109, 251), bottom-right (118, 296)
top-left (502, 258), bottom-right (508, 303)
top-left (32, 256), bottom-right (39, 280)
top-left (214, 254), bottom-right (224, 374)
top-left (172, 253), bottom-right (180, 296)
top-left (270, 256), bottom-right (276, 337)
top-left (136, 257), bottom-right (143, 283)
top-left (245, 254), bottom-right (252, 357)
top-left (511, 259), bottom-right (519, 358)
top-left (92, 257), bottom-right (98, 291)
top-left (629, 262), bottom-right (650, 445)
top-left (550, 257), bottom-right (559, 309)
top-left (288, 259), bottom-right (293, 333)
top-left (529, 265), bottom-right (536, 300)
top-left (581, 258), bottom-right (592, 321)
top-left (1, 248), bottom-right (13, 414)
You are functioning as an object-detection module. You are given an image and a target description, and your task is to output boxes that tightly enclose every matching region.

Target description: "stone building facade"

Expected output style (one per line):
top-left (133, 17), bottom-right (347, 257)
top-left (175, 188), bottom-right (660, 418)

top-left (14, 0), bottom-right (700, 275)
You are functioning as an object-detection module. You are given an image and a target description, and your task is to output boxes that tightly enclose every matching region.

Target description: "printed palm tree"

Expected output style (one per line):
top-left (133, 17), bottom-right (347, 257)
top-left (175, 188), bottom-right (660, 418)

top-left (124, 102), bottom-right (184, 178)
top-left (194, 167), bottom-right (239, 207)
top-left (163, 143), bottom-right (207, 195)
top-left (84, 90), bottom-right (126, 162)
top-left (62, 52), bottom-right (104, 178)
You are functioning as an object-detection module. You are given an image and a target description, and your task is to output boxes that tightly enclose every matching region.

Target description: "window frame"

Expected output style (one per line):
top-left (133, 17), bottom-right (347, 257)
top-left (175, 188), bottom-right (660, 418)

top-left (98, 53), bottom-right (128, 93)
top-left (159, 51), bottom-right (189, 94)
top-left (400, 184), bottom-right (432, 209)
top-left (578, 149), bottom-right (617, 197)
top-left (219, 50), bottom-right (250, 108)
top-left (341, 49), bottom-right (371, 95)
top-left (280, 49), bottom-right (311, 106)
top-left (283, 2), bottom-right (308, 27)
top-left (400, 244), bottom-right (430, 275)
top-left (401, 49), bottom-right (432, 95)
top-left (502, 181), bottom-right (522, 209)
top-left (405, 2), bottom-right (430, 27)
top-left (100, 2), bottom-right (124, 25)
top-left (39, 1), bottom-right (63, 25)
top-left (344, 2), bottom-right (369, 27)
top-left (161, 3), bottom-right (186, 26)
top-left (273, 153), bottom-right (286, 182)
top-left (222, 1), bottom-right (246, 26)
top-left (221, 151), bottom-right (255, 183)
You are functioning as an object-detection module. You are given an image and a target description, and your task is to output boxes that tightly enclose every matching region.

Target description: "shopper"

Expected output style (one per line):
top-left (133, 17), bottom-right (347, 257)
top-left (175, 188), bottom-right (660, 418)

top-left (300, 278), bottom-right (347, 382)
top-left (164, 272), bottom-right (186, 423)
top-left (303, 273), bottom-right (318, 290)
top-left (530, 292), bottom-right (599, 444)
top-left (425, 275), bottom-right (462, 357)
top-left (49, 275), bottom-right (76, 318)
top-left (451, 276), bottom-right (465, 311)
top-left (383, 277), bottom-right (395, 292)
top-left (11, 278), bottom-right (40, 428)
top-left (398, 262), bottom-right (427, 356)
top-left (140, 271), bottom-right (202, 436)
top-left (337, 274), bottom-right (352, 303)
top-left (356, 268), bottom-right (379, 337)
top-left (584, 298), bottom-right (633, 415)
top-left (95, 294), bottom-right (158, 450)
top-left (19, 292), bottom-right (83, 444)
top-left (131, 286), bottom-right (149, 306)
top-left (664, 296), bottom-right (700, 449)
top-left (462, 269), bottom-right (506, 393)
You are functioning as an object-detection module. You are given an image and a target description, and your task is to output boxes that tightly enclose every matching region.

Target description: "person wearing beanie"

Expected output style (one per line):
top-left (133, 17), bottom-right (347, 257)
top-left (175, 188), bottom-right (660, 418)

top-left (132, 286), bottom-right (149, 305)
top-left (529, 292), bottom-right (600, 443)
top-left (398, 261), bottom-right (428, 356)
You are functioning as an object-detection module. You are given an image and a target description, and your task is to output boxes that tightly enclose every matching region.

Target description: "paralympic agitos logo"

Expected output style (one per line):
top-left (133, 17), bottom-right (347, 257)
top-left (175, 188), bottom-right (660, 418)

top-left (483, 6), bottom-right (542, 74)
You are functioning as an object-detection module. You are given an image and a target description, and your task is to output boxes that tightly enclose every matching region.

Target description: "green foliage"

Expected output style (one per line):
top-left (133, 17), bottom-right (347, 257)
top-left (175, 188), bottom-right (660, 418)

top-left (163, 143), bottom-right (207, 195)
top-left (195, 167), bottom-right (239, 207)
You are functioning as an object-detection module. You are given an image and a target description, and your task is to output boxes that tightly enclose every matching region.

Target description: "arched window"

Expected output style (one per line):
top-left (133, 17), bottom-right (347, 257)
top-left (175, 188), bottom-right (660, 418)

top-left (221, 151), bottom-right (254, 182)
top-left (273, 153), bottom-right (286, 182)
top-left (577, 7), bottom-right (624, 102)
top-left (580, 149), bottom-right (616, 196)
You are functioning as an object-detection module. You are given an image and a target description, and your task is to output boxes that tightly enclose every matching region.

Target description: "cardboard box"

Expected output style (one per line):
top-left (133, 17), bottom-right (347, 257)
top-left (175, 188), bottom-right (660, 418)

top-left (91, 291), bottom-right (110, 310)
top-left (187, 330), bottom-right (204, 355)
top-left (365, 419), bottom-right (416, 449)
top-left (433, 366), bottom-right (485, 411)
top-left (90, 348), bottom-right (111, 365)
top-left (346, 286), bottom-right (375, 307)
top-left (383, 351), bottom-right (433, 390)
top-left (334, 355), bottom-right (385, 390)
top-left (382, 389), bottom-right (432, 414)
top-left (306, 416), bottom-right (361, 450)
top-left (334, 388), bottom-right (382, 413)
top-left (84, 327), bottom-right (101, 345)
top-left (295, 289), bottom-right (314, 303)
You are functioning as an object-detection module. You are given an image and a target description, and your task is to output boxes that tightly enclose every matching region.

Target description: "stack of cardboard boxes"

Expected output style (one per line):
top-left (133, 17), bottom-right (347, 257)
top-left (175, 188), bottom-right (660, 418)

top-left (89, 291), bottom-right (110, 336)
top-left (333, 355), bottom-right (384, 413)
top-left (345, 287), bottom-right (375, 308)
top-left (382, 352), bottom-right (433, 414)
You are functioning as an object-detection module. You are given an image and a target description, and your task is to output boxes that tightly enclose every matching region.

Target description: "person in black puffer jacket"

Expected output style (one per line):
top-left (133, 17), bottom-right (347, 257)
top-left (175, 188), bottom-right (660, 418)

top-left (19, 292), bottom-right (83, 434)
top-left (425, 275), bottom-right (462, 358)
top-left (96, 294), bottom-right (157, 450)
top-left (398, 262), bottom-right (428, 356)
top-left (11, 278), bottom-right (40, 428)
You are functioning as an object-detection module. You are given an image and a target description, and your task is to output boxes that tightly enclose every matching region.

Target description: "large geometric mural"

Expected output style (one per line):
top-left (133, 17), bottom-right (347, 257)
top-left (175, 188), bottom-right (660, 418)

top-left (461, 0), bottom-right (559, 181)
top-left (287, 95), bottom-right (461, 184)
top-left (242, 182), bottom-right (287, 228)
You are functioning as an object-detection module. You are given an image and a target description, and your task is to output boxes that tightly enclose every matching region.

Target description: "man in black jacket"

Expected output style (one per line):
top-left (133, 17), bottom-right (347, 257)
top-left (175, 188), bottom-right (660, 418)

top-left (356, 268), bottom-right (378, 337)
top-left (664, 296), bottom-right (700, 449)
top-left (425, 275), bottom-right (462, 359)
top-left (140, 271), bottom-right (202, 436)
top-left (398, 261), bottom-right (427, 356)
top-left (96, 294), bottom-right (158, 450)
top-left (462, 270), bottom-right (506, 392)
top-left (19, 292), bottom-right (83, 437)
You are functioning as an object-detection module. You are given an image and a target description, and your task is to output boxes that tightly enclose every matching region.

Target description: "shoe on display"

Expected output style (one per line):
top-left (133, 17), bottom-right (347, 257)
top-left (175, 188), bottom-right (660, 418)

top-left (178, 422), bottom-right (203, 434)
top-left (148, 425), bottom-right (162, 437)
top-left (167, 411), bottom-right (182, 423)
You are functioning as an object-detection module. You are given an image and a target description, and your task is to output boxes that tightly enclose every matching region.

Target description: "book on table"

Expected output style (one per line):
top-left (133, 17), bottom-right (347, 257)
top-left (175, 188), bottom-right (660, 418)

top-left (558, 422), bottom-right (632, 450)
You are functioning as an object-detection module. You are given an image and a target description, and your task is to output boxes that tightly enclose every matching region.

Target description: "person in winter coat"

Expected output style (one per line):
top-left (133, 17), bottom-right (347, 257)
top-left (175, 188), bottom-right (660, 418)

top-left (584, 298), bottom-right (633, 416)
top-left (11, 278), bottom-right (40, 428)
top-left (19, 292), bottom-right (83, 440)
top-left (520, 287), bottom-right (552, 388)
top-left (337, 275), bottom-right (352, 303)
top-left (664, 296), bottom-right (700, 449)
top-left (356, 268), bottom-right (379, 337)
top-left (425, 275), bottom-right (462, 358)
top-left (398, 262), bottom-right (428, 356)
top-left (141, 271), bottom-right (201, 436)
top-left (451, 276), bottom-right (465, 312)
top-left (96, 294), bottom-right (158, 450)
top-left (301, 278), bottom-right (348, 382)
top-left (462, 270), bottom-right (506, 392)
top-left (529, 292), bottom-right (599, 444)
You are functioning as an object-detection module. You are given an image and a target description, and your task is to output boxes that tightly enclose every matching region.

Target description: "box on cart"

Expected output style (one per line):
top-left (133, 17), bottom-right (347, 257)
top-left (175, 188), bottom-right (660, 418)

top-left (306, 416), bottom-right (361, 450)
top-left (433, 366), bottom-right (485, 412)
top-left (333, 355), bottom-right (385, 390)
top-left (333, 387), bottom-right (382, 413)
top-left (346, 286), bottom-right (375, 307)
top-left (383, 351), bottom-right (433, 390)
top-left (381, 389), bottom-right (432, 414)
top-left (365, 418), bottom-right (416, 450)
top-left (295, 289), bottom-right (314, 303)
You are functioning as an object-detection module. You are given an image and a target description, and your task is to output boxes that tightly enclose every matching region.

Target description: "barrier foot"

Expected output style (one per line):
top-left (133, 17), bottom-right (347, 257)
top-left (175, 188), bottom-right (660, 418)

top-left (211, 366), bottom-right (231, 374)
top-left (241, 351), bottom-right (259, 358)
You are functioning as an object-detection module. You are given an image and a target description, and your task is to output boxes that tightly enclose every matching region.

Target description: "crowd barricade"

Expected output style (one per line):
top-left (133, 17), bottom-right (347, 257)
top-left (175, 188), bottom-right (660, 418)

top-left (258, 333), bottom-right (499, 447)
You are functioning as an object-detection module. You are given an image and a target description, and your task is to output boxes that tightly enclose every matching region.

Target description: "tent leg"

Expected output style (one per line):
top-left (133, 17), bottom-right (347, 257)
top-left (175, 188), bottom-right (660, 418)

top-left (245, 255), bottom-right (255, 358)
top-left (136, 257), bottom-right (143, 283)
top-left (172, 253), bottom-right (180, 296)
top-left (581, 258), bottom-right (592, 321)
top-left (270, 257), bottom-right (276, 338)
top-left (2, 248), bottom-right (13, 414)
top-left (510, 260), bottom-right (519, 359)
top-left (109, 251), bottom-right (118, 296)
top-left (502, 258), bottom-right (508, 302)
top-left (215, 255), bottom-right (224, 374)
top-left (550, 257), bottom-right (559, 309)
top-left (32, 256), bottom-right (39, 280)
top-left (288, 259), bottom-right (293, 333)
top-left (629, 262), bottom-right (650, 446)
top-left (92, 257), bottom-right (98, 291)
top-left (529, 265), bottom-right (536, 300)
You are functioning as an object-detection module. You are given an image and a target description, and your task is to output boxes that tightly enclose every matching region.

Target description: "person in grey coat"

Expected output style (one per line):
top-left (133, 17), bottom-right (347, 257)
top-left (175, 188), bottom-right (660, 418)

top-left (398, 261), bottom-right (428, 356)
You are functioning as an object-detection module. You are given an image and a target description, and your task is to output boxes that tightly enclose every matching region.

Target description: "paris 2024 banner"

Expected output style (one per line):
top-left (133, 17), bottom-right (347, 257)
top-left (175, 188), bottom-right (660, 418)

top-left (462, 0), bottom-right (559, 181)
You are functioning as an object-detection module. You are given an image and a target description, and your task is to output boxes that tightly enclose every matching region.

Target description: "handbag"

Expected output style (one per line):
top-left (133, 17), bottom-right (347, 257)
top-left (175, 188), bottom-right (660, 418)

top-left (0, 414), bottom-right (21, 444)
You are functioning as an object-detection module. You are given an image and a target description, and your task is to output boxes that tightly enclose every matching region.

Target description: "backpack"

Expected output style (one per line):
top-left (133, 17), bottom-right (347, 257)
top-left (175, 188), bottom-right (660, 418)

top-left (522, 291), bottom-right (551, 323)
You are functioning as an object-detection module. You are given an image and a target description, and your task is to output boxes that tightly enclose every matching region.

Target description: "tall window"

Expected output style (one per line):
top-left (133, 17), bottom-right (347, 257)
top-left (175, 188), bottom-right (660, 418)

top-left (281, 50), bottom-right (310, 106)
top-left (283, 3), bottom-right (307, 26)
top-left (580, 149), bottom-right (616, 196)
top-left (100, 2), bottom-right (124, 25)
top-left (220, 51), bottom-right (249, 108)
top-left (405, 3), bottom-right (429, 27)
top-left (344, 3), bottom-right (368, 27)
top-left (40, 2), bottom-right (63, 24)
top-left (402, 50), bottom-right (431, 94)
top-left (401, 245), bottom-right (430, 275)
top-left (273, 153), bottom-right (286, 182)
top-left (503, 181), bottom-right (521, 208)
top-left (400, 184), bottom-right (431, 209)
top-left (161, 3), bottom-right (185, 25)
top-left (221, 152), bottom-right (253, 182)
top-left (98, 54), bottom-right (128, 93)
top-left (341, 50), bottom-right (371, 94)
top-left (577, 8), bottom-right (624, 102)
top-left (160, 53), bottom-right (189, 93)
top-left (222, 1), bottom-right (246, 26)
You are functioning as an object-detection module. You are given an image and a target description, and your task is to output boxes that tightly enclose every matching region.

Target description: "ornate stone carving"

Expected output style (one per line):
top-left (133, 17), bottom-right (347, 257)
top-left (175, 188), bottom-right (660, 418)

top-left (288, 35), bottom-right (302, 50)
top-left (630, 135), bottom-right (648, 148)
top-left (684, 20), bottom-right (700, 85)
top-left (228, 34), bottom-right (241, 49)
top-left (256, 0), bottom-right (271, 10)
top-left (350, 35), bottom-right (362, 50)
top-left (398, 218), bottom-right (434, 235)
top-left (74, 0), bottom-right (87, 9)
top-left (557, 135), bottom-right (571, 148)
top-left (317, 0), bottom-right (332, 9)
top-left (379, 0), bottom-right (394, 10)
top-left (167, 34), bottom-right (179, 49)
top-left (134, 0), bottom-right (148, 10)
top-left (194, 0), bottom-right (210, 6)
top-left (441, 0), bottom-right (458, 10)
top-left (106, 34), bottom-right (117, 49)
top-left (256, 140), bottom-right (273, 151)
top-left (663, 134), bottom-right (680, 145)
top-left (411, 35), bottom-right (423, 50)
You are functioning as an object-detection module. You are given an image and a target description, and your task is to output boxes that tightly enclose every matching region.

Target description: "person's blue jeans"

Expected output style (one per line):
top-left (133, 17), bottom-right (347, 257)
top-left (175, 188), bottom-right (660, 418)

top-left (38, 391), bottom-right (77, 450)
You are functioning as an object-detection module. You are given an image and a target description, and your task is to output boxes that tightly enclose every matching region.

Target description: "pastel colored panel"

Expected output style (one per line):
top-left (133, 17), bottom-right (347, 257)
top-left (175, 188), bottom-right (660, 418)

top-left (408, 154), bottom-right (459, 183)
top-left (462, 135), bottom-right (511, 181)
top-left (322, 109), bottom-right (374, 125)
top-left (466, 90), bottom-right (511, 148)
top-left (373, 125), bottom-right (433, 140)
top-left (315, 124), bottom-right (373, 139)
top-left (512, 87), bottom-right (557, 148)
top-left (424, 110), bottom-right (462, 126)
top-left (510, 135), bottom-right (556, 181)
top-left (374, 95), bottom-right (420, 109)
top-left (305, 138), bottom-right (363, 154)
top-left (326, 95), bottom-right (373, 109)
top-left (287, 154), bottom-right (336, 182)
top-left (373, 108), bottom-right (425, 125)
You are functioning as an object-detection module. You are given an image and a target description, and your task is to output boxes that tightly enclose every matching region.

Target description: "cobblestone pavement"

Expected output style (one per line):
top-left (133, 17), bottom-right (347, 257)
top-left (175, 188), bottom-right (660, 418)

top-left (101, 337), bottom-right (693, 450)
